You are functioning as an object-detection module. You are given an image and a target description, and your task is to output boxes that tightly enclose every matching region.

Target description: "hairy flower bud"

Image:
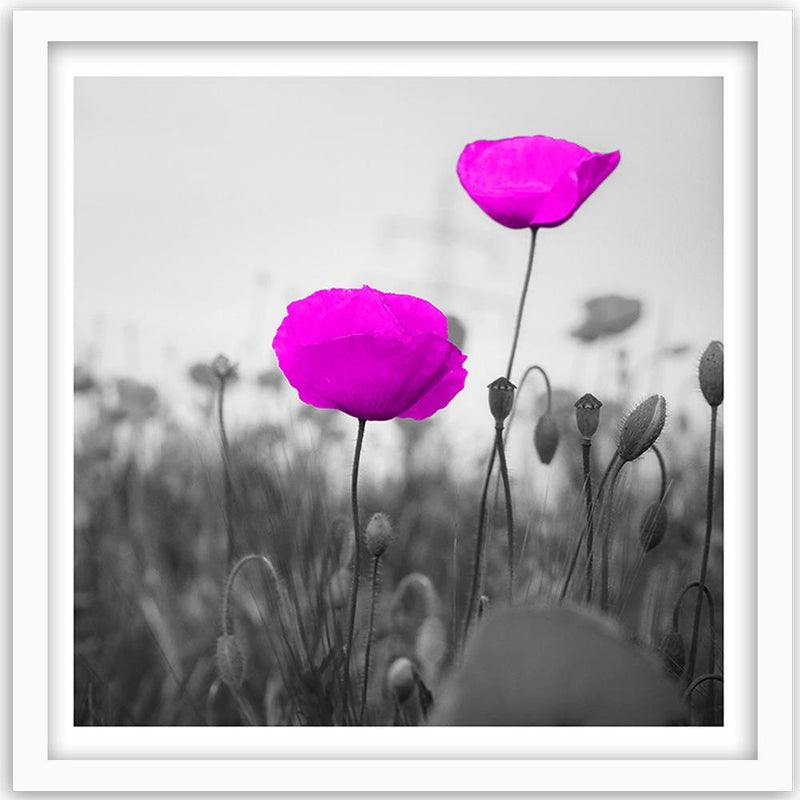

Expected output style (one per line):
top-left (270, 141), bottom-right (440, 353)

top-left (574, 393), bottom-right (602, 439)
top-left (617, 395), bottom-right (666, 462)
top-left (216, 634), bottom-right (246, 689)
top-left (364, 512), bottom-right (393, 558)
top-left (387, 657), bottom-right (417, 703)
top-left (639, 502), bottom-right (668, 552)
top-left (534, 414), bottom-right (560, 464)
top-left (698, 341), bottom-right (723, 407)
top-left (487, 377), bottom-right (516, 425)
top-left (659, 630), bottom-right (685, 679)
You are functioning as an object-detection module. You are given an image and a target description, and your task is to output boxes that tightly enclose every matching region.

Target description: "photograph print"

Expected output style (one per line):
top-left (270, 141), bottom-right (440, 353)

top-left (74, 76), bottom-right (723, 727)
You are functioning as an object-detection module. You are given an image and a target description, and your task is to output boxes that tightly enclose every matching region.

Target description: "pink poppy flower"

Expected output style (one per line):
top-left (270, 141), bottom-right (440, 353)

top-left (272, 285), bottom-right (467, 422)
top-left (457, 135), bottom-right (620, 229)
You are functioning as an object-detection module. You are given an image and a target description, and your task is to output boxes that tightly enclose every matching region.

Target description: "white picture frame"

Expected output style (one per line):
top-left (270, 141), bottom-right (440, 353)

top-left (12, 7), bottom-right (792, 792)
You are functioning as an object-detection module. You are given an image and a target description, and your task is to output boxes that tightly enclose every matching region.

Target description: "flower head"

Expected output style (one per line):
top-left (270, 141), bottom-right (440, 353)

top-left (272, 286), bottom-right (467, 422)
top-left (698, 340), bottom-right (723, 407)
top-left (457, 135), bottom-right (620, 229)
top-left (571, 295), bottom-right (642, 343)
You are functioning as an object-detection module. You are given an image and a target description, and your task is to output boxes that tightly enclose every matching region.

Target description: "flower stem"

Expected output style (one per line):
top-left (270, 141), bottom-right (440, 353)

top-left (581, 439), bottom-right (596, 603)
top-left (217, 374), bottom-right (235, 569)
top-left (463, 439), bottom-right (497, 643)
top-left (560, 452), bottom-right (618, 602)
top-left (342, 418), bottom-right (367, 720)
top-left (600, 459), bottom-right (625, 613)
top-left (495, 425), bottom-right (514, 603)
top-left (505, 227), bottom-right (539, 380)
top-left (686, 406), bottom-right (719, 682)
top-left (359, 556), bottom-right (381, 723)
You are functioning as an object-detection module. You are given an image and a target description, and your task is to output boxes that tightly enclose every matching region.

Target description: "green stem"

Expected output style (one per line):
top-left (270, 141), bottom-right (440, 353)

top-left (504, 364), bottom-right (551, 443)
top-left (581, 439), bottom-right (596, 603)
top-left (342, 418), bottom-right (367, 721)
top-left (359, 556), bottom-right (380, 723)
top-left (686, 405), bottom-right (718, 682)
top-left (495, 425), bottom-right (514, 603)
top-left (505, 227), bottom-right (539, 380)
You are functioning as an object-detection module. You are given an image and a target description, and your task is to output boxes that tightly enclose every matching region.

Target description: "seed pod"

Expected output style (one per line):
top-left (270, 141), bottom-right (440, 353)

top-left (211, 353), bottom-right (238, 382)
top-left (328, 567), bottom-right (351, 610)
top-left (387, 657), bottom-right (417, 704)
top-left (659, 630), bottom-right (685, 679)
top-left (364, 512), bottom-right (393, 558)
top-left (216, 634), bottom-right (246, 689)
top-left (574, 393), bottom-right (602, 439)
top-left (698, 341), bottom-right (723, 407)
top-left (639, 503), bottom-right (668, 552)
top-left (487, 377), bottom-right (516, 425)
top-left (617, 395), bottom-right (666, 462)
top-left (534, 414), bottom-right (560, 464)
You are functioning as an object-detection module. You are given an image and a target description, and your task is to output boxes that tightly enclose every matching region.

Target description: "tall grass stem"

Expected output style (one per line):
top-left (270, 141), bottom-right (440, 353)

top-left (359, 556), bottom-right (381, 723)
top-left (495, 425), bottom-right (515, 602)
top-left (505, 227), bottom-right (539, 380)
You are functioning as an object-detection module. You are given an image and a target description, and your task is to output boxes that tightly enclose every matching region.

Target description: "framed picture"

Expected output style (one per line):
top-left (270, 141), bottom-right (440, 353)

top-left (12, 7), bottom-right (792, 792)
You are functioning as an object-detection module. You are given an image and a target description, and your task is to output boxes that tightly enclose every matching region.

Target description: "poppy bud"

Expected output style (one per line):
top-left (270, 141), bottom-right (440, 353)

top-left (659, 630), bottom-right (685, 679)
top-left (364, 512), bottom-right (393, 558)
top-left (211, 353), bottom-right (237, 382)
top-left (216, 634), bottom-right (246, 689)
top-left (487, 377), bottom-right (516, 425)
top-left (617, 395), bottom-right (666, 462)
top-left (639, 502), bottom-right (668, 552)
top-left (387, 657), bottom-right (417, 703)
top-left (534, 414), bottom-right (560, 464)
top-left (574, 393), bottom-right (602, 439)
top-left (698, 341), bottom-right (723, 407)
top-left (328, 567), bottom-right (351, 610)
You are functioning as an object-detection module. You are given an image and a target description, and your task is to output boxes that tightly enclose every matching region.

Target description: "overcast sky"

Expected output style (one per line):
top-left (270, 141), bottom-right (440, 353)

top-left (75, 76), bottom-right (721, 456)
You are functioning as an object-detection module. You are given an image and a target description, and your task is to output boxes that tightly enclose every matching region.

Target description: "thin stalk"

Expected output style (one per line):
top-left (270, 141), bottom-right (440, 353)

top-left (464, 226), bottom-right (538, 642)
top-left (495, 425), bottom-right (515, 602)
top-left (686, 405), bottom-right (719, 682)
top-left (600, 459), bottom-right (625, 612)
top-left (651, 443), bottom-right (668, 501)
top-left (505, 227), bottom-right (539, 380)
top-left (462, 439), bottom-right (497, 643)
top-left (217, 375), bottom-right (235, 568)
top-left (683, 673), bottom-right (724, 701)
top-left (342, 418), bottom-right (367, 720)
top-left (560, 452), bottom-right (619, 602)
top-left (504, 364), bottom-right (551, 444)
top-left (581, 439), bottom-right (596, 603)
top-left (359, 556), bottom-right (381, 723)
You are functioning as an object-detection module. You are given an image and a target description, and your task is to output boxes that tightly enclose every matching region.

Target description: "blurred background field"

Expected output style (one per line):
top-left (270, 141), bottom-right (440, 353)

top-left (74, 75), bottom-right (723, 725)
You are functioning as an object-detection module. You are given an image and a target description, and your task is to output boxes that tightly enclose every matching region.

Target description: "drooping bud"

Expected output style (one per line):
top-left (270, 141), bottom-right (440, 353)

top-left (659, 630), bottom-right (685, 679)
top-left (387, 657), bottom-right (417, 703)
top-left (639, 503), bottom-right (668, 552)
top-left (534, 415), bottom-right (560, 464)
top-left (364, 512), bottom-right (393, 558)
top-left (328, 567), bottom-right (351, 610)
top-left (574, 392), bottom-right (602, 439)
top-left (216, 634), bottom-right (246, 689)
top-left (617, 395), bottom-right (666, 462)
top-left (698, 341), bottom-right (723, 407)
top-left (487, 377), bottom-right (516, 425)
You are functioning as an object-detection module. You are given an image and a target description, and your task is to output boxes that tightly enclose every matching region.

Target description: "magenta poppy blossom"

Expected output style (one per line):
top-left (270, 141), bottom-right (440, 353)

top-left (457, 135), bottom-right (620, 229)
top-left (272, 285), bottom-right (467, 422)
